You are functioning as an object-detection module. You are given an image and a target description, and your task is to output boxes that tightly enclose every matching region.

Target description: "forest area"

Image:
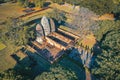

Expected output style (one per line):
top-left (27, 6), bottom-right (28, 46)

top-left (0, 0), bottom-right (120, 80)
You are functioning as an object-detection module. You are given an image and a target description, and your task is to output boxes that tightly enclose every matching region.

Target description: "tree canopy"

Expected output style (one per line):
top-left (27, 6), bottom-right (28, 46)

top-left (47, 8), bottom-right (66, 24)
top-left (0, 17), bottom-right (35, 52)
top-left (92, 20), bottom-right (120, 80)
top-left (17, 0), bottom-right (44, 8)
top-left (51, 0), bottom-right (120, 15)
top-left (35, 65), bottom-right (78, 80)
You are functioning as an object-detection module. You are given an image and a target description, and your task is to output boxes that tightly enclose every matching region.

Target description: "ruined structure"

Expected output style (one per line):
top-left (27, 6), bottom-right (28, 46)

top-left (33, 16), bottom-right (80, 63)
top-left (41, 16), bottom-right (51, 36)
top-left (36, 24), bottom-right (44, 43)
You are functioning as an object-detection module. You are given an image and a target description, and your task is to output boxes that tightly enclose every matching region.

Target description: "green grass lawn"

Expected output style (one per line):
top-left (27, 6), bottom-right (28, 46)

top-left (0, 42), bottom-right (6, 50)
top-left (0, 42), bottom-right (22, 72)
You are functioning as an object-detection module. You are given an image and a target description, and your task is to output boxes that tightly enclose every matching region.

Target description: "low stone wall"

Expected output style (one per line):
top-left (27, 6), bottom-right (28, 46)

top-left (46, 37), bottom-right (66, 50)
top-left (58, 28), bottom-right (80, 39)
top-left (52, 32), bottom-right (72, 43)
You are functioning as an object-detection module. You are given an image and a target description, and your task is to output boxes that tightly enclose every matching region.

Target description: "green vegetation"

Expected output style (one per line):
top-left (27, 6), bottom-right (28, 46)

top-left (0, 17), bottom-right (36, 72)
top-left (35, 65), bottom-right (78, 80)
top-left (0, 50), bottom-right (85, 80)
top-left (0, 0), bottom-right (14, 3)
top-left (51, 0), bottom-right (120, 15)
top-left (18, 0), bottom-right (45, 8)
top-left (0, 50), bottom-right (51, 80)
top-left (47, 8), bottom-right (66, 24)
top-left (0, 0), bottom-right (120, 80)
top-left (1, 18), bottom-right (29, 47)
top-left (34, 55), bottom-right (85, 80)
top-left (34, 0), bottom-right (44, 8)
top-left (95, 20), bottom-right (120, 41)
top-left (79, 0), bottom-right (116, 15)
top-left (92, 20), bottom-right (120, 80)
top-left (51, 0), bottom-right (80, 5)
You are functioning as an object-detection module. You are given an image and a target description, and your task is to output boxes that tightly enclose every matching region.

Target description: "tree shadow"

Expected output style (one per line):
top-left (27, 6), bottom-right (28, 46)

top-left (11, 54), bottom-right (20, 63)
top-left (114, 12), bottom-right (120, 20)
top-left (62, 42), bottom-right (102, 80)
top-left (43, 2), bottom-right (51, 7)
top-left (61, 22), bottom-right (78, 30)
top-left (0, 49), bottom-right (51, 80)
top-left (90, 42), bottom-right (102, 80)
top-left (0, 46), bottom-right (90, 80)
top-left (55, 48), bottom-right (86, 80)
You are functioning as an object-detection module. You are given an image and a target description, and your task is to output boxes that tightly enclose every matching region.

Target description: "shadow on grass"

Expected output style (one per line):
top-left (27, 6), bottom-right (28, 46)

top-left (90, 42), bottom-right (102, 80)
top-left (43, 2), bottom-right (51, 8)
top-left (59, 57), bottom-right (86, 80)
top-left (0, 44), bottom-right (90, 80)
top-left (0, 49), bottom-right (51, 80)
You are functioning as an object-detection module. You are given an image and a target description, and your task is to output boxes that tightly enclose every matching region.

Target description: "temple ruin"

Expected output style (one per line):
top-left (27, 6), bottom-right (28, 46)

top-left (32, 16), bottom-right (80, 63)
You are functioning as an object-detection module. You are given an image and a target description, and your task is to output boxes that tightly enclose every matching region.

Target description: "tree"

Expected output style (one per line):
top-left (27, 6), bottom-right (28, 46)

top-left (35, 65), bottom-right (78, 80)
top-left (92, 31), bottom-right (120, 79)
top-left (79, 0), bottom-right (116, 15)
top-left (0, 69), bottom-right (23, 80)
top-left (18, 0), bottom-right (25, 7)
top-left (34, 0), bottom-right (44, 8)
top-left (0, 0), bottom-right (4, 3)
top-left (71, 7), bottom-right (99, 37)
top-left (47, 8), bottom-right (66, 24)
top-left (0, 17), bottom-right (34, 52)
top-left (24, 0), bottom-right (29, 7)
top-left (92, 20), bottom-right (120, 80)
top-left (94, 20), bottom-right (120, 41)
top-left (0, 65), bottom-right (33, 80)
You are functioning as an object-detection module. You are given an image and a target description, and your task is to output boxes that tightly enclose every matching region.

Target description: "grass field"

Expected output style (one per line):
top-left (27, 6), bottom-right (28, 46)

top-left (0, 48), bottom-right (16, 72)
top-left (0, 2), bottom-right (25, 21)
top-left (0, 42), bottom-right (22, 72)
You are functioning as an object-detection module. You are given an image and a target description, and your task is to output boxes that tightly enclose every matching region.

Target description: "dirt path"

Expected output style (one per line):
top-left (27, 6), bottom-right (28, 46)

top-left (85, 68), bottom-right (91, 80)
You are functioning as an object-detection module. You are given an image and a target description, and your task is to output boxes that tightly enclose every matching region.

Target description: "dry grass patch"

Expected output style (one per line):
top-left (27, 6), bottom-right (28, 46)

top-left (0, 2), bottom-right (25, 21)
top-left (49, 3), bottom-right (73, 13)
top-left (0, 52), bottom-right (16, 72)
top-left (0, 2), bottom-right (25, 29)
top-left (0, 43), bottom-right (22, 72)
top-left (81, 34), bottom-right (96, 49)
